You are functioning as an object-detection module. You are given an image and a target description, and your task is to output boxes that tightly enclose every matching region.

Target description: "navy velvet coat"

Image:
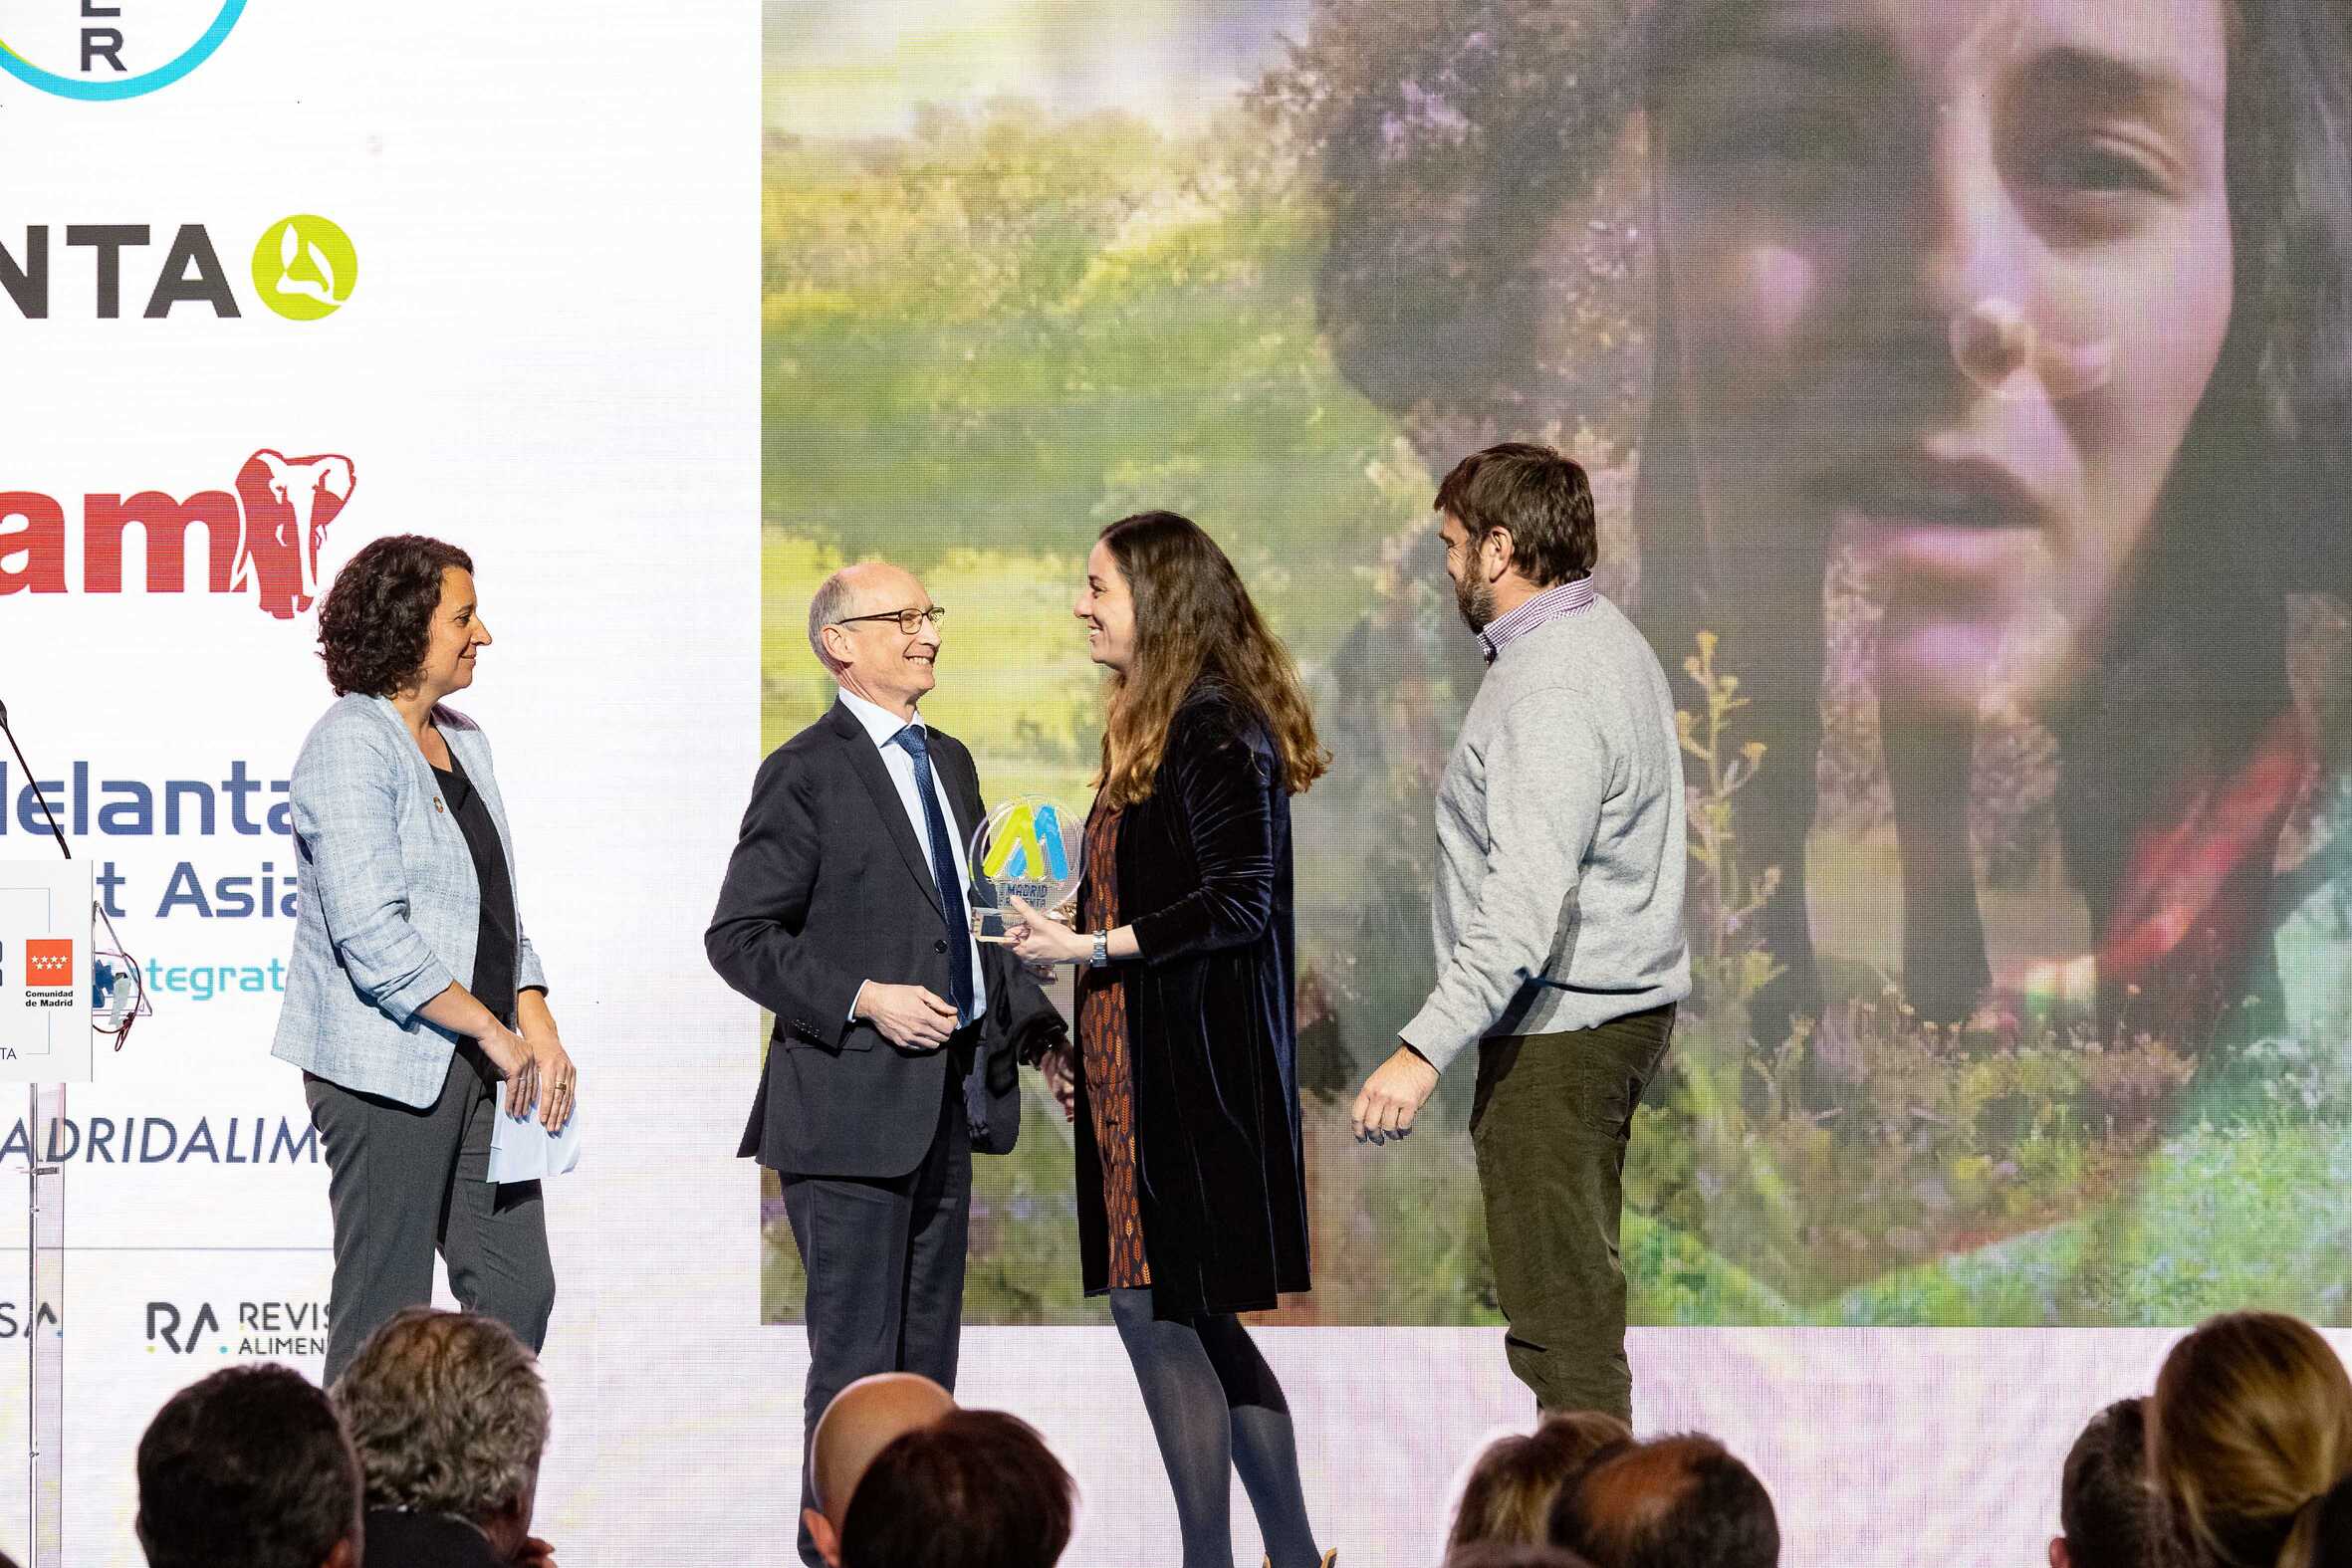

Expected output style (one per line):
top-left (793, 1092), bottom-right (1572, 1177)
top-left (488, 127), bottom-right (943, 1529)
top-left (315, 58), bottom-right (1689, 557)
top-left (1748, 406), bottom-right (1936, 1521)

top-left (1073, 684), bottom-right (1311, 1318)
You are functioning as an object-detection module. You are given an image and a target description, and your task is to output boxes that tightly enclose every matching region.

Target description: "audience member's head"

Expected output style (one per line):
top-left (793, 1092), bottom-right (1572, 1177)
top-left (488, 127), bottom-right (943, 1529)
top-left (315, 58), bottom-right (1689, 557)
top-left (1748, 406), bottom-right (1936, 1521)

top-left (2052, 1398), bottom-right (2156, 1568)
top-left (134, 1363), bottom-right (360, 1568)
top-left (838, 1408), bottom-right (1075, 1568)
top-left (1550, 1434), bottom-right (1778, 1568)
top-left (2151, 1311), bottom-right (2352, 1568)
top-left (1446, 1543), bottom-right (1600, 1568)
top-left (1450, 1411), bottom-right (1634, 1556)
top-left (331, 1307), bottom-right (552, 1561)
top-left (805, 1372), bottom-right (959, 1566)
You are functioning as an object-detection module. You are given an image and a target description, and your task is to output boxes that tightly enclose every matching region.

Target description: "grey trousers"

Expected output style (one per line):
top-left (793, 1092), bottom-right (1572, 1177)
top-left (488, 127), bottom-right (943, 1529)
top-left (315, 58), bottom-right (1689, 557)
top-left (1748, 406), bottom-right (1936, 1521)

top-left (306, 1045), bottom-right (556, 1386)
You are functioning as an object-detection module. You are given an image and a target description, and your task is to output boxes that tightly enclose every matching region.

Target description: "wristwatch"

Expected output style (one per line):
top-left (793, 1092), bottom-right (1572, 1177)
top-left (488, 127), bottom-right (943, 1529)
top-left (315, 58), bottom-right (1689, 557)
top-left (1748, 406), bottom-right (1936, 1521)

top-left (1089, 930), bottom-right (1109, 969)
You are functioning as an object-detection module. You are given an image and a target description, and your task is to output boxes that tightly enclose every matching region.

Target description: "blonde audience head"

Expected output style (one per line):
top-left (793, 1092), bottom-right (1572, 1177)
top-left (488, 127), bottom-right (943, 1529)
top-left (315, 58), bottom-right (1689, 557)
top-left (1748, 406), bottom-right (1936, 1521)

top-left (2150, 1312), bottom-right (2352, 1568)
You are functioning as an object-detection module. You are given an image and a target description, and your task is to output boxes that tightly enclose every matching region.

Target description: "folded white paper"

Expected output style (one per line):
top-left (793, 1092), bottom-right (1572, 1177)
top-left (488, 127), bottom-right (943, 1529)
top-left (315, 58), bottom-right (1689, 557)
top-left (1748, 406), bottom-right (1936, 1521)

top-left (487, 1101), bottom-right (584, 1183)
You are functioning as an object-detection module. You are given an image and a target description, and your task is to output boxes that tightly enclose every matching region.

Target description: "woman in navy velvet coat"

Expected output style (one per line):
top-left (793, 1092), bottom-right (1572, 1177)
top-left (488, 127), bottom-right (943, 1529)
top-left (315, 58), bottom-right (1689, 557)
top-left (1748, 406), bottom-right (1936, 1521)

top-left (1008, 511), bottom-right (1335, 1568)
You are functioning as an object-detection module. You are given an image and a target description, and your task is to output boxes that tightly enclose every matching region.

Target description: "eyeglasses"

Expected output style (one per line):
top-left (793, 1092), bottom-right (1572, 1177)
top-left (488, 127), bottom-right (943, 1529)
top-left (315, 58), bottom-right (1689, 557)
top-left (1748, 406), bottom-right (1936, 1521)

top-left (834, 606), bottom-right (947, 635)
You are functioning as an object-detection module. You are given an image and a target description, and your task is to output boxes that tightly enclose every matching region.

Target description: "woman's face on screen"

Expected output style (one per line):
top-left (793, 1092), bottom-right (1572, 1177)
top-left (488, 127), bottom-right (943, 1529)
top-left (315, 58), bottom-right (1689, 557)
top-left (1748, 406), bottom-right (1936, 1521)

top-left (1650, 0), bottom-right (2234, 713)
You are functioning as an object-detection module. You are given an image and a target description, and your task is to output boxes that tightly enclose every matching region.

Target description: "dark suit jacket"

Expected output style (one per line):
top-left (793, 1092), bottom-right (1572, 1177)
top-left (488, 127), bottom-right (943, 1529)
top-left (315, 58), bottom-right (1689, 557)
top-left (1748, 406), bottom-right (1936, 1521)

top-left (1072, 684), bottom-right (1310, 1317)
top-left (707, 700), bottom-right (1065, 1179)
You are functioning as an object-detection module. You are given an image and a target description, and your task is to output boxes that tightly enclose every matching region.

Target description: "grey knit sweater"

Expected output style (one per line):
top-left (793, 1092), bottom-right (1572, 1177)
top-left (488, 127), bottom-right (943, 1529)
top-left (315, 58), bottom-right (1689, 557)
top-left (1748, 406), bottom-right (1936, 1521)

top-left (1399, 592), bottom-right (1691, 1070)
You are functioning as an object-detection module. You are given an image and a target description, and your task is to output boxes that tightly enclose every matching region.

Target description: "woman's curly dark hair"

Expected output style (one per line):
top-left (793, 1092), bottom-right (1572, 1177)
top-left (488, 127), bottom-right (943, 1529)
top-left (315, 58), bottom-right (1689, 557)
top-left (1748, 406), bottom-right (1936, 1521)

top-left (316, 535), bottom-right (474, 697)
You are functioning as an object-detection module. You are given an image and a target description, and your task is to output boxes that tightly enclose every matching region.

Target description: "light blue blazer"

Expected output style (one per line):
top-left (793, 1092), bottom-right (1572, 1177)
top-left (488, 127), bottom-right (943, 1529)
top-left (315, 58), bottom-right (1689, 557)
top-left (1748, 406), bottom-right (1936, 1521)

top-left (271, 694), bottom-right (549, 1108)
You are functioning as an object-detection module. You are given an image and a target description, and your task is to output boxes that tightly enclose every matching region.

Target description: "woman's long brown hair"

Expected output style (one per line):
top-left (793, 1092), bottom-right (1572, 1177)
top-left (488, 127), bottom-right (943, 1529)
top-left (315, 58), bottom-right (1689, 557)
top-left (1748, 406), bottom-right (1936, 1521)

top-left (1092, 512), bottom-right (1330, 806)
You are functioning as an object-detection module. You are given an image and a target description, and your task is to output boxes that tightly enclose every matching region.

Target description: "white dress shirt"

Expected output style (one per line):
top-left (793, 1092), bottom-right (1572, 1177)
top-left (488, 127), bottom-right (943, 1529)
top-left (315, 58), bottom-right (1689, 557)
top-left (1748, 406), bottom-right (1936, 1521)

top-left (835, 686), bottom-right (990, 1020)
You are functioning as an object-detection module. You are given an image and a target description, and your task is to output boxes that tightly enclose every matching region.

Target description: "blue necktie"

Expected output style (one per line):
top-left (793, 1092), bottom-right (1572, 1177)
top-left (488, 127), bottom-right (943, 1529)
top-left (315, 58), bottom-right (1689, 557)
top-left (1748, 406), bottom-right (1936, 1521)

top-left (892, 725), bottom-right (976, 1026)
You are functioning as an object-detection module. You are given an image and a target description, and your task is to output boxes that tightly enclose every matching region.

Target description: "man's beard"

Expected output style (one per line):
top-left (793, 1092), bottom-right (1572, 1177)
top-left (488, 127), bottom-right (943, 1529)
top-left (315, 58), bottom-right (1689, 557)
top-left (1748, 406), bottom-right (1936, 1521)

top-left (1455, 570), bottom-right (1495, 635)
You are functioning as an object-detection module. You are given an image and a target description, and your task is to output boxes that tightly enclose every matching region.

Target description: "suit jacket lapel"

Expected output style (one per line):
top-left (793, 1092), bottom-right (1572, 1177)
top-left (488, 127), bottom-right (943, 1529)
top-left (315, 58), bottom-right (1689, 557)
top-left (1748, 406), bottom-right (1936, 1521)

top-left (826, 700), bottom-right (945, 917)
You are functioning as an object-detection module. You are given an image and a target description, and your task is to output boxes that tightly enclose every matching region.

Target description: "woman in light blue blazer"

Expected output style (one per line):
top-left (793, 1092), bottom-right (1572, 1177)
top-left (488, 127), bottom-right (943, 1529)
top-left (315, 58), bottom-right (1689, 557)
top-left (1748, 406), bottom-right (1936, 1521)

top-left (273, 534), bottom-right (576, 1383)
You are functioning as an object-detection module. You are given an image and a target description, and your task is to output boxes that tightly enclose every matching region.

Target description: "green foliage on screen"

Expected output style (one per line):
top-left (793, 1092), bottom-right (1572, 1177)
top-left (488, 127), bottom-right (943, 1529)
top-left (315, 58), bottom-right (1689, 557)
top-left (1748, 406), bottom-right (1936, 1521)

top-left (761, 81), bottom-right (2352, 1328)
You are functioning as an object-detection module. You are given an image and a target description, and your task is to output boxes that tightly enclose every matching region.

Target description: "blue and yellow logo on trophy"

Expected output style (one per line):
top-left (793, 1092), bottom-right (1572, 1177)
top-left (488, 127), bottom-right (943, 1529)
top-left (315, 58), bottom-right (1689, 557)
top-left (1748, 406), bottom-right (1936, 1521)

top-left (968, 794), bottom-right (1085, 934)
top-left (980, 802), bottom-right (1071, 884)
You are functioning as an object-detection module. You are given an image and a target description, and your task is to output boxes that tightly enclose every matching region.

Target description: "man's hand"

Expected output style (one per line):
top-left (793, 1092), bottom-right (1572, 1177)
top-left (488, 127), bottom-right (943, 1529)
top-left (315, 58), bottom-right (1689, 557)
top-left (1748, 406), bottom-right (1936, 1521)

top-left (510, 1535), bottom-right (558, 1568)
top-left (1036, 1041), bottom-right (1076, 1122)
top-left (856, 983), bottom-right (960, 1050)
top-left (1351, 1043), bottom-right (1440, 1144)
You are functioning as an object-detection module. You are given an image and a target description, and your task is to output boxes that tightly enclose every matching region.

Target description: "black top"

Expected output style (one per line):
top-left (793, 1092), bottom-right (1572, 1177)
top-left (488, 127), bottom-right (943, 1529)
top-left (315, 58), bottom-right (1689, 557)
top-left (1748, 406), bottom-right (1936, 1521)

top-left (361, 1508), bottom-right (507, 1568)
top-left (431, 736), bottom-right (519, 1028)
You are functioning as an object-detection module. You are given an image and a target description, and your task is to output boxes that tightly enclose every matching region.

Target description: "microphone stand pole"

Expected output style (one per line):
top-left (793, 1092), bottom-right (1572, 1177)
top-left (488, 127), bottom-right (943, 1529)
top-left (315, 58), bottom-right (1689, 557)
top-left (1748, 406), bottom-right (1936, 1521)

top-left (2, 697), bottom-right (72, 1568)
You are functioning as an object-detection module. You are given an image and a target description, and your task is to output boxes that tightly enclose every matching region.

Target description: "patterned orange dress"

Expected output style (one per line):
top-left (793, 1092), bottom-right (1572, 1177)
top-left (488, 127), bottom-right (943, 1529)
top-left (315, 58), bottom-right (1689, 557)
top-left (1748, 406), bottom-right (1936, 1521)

top-left (1076, 802), bottom-right (1150, 1288)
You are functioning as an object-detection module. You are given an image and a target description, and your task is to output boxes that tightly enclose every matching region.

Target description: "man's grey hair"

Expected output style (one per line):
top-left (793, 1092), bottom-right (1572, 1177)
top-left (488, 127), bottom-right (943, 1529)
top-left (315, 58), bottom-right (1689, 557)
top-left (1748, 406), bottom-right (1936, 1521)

top-left (808, 566), bottom-right (864, 672)
top-left (330, 1308), bottom-right (550, 1525)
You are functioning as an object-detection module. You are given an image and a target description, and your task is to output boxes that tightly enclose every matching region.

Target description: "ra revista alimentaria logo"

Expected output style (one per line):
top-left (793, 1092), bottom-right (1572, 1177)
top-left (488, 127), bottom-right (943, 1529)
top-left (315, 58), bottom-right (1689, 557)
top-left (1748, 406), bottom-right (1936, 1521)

top-left (0, 1), bottom-right (244, 102)
top-left (0, 448), bottom-right (356, 620)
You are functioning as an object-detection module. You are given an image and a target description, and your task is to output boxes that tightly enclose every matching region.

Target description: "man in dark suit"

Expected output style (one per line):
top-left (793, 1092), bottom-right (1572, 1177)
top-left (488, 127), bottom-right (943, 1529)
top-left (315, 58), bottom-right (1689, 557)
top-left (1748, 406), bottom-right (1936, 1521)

top-left (707, 560), bottom-right (1067, 1568)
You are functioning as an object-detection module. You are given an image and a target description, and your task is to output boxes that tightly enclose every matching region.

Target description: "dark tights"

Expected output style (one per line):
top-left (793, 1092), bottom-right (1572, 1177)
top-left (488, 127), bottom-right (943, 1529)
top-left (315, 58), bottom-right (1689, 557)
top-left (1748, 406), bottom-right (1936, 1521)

top-left (1108, 1287), bottom-right (1321, 1568)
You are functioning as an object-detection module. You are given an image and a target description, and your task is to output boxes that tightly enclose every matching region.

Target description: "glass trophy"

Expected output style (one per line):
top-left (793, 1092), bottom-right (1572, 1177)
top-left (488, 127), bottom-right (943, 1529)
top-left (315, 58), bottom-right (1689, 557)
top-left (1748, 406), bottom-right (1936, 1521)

top-left (967, 794), bottom-right (1086, 942)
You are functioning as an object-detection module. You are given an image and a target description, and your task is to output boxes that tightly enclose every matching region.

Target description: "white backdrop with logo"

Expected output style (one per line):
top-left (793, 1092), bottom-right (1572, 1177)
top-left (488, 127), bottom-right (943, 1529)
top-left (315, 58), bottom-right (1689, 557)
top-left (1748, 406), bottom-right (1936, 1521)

top-left (0, 2), bottom-right (773, 1560)
top-left (2, 4), bottom-right (2331, 1566)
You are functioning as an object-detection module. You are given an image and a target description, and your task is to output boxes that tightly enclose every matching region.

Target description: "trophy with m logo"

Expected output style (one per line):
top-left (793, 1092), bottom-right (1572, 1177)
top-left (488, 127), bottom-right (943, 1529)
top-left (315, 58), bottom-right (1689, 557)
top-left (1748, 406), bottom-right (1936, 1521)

top-left (966, 795), bottom-right (1085, 944)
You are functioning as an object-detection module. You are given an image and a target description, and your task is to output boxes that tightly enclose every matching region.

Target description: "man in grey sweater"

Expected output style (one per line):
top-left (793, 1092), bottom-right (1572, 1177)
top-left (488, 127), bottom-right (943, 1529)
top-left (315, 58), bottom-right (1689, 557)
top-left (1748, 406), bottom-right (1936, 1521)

top-left (1351, 440), bottom-right (1689, 1422)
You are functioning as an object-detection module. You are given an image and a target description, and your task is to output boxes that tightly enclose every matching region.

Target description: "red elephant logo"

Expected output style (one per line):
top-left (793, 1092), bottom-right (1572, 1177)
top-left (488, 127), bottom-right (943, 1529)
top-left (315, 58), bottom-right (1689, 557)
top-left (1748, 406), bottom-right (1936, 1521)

top-left (230, 450), bottom-right (356, 620)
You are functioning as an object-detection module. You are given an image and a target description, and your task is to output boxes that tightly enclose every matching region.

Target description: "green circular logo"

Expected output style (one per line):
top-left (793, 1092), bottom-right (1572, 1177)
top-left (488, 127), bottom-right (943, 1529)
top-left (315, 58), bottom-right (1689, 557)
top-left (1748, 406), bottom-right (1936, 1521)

top-left (250, 215), bottom-right (357, 322)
